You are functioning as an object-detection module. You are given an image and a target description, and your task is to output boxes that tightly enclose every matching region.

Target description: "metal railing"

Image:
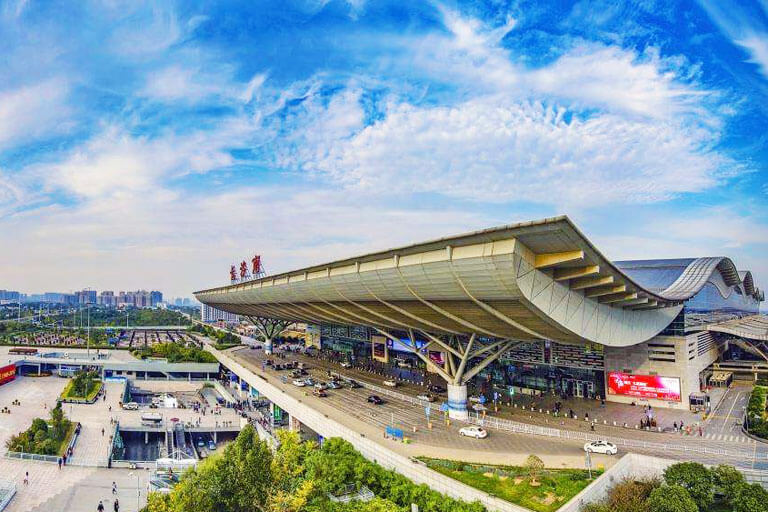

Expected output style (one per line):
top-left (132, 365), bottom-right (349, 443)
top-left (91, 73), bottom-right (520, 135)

top-left (0, 481), bottom-right (16, 512)
top-left (466, 414), bottom-right (760, 461)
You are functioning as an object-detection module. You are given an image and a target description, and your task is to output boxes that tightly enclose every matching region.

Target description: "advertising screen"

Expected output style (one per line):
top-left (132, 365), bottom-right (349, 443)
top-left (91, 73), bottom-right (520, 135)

top-left (372, 335), bottom-right (388, 363)
top-left (607, 371), bottom-right (681, 402)
top-left (0, 364), bottom-right (16, 386)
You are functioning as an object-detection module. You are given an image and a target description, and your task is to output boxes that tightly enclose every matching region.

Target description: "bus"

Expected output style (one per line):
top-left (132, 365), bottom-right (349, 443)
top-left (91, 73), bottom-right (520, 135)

top-left (9, 347), bottom-right (38, 356)
top-left (141, 412), bottom-right (163, 427)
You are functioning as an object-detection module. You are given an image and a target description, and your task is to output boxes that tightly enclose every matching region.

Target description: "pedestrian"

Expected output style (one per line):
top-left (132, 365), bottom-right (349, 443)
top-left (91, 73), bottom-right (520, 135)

top-left (112, 481), bottom-right (117, 494)
top-left (102, 428), bottom-right (105, 436)
top-left (63, 454), bottom-right (67, 465)
top-left (97, 501), bottom-right (105, 512)
top-left (58, 457), bottom-right (62, 469)
top-left (113, 498), bottom-right (119, 512)
top-left (23, 471), bottom-right (28, 485)
top-left (673, 421), bottom-right (678, 432)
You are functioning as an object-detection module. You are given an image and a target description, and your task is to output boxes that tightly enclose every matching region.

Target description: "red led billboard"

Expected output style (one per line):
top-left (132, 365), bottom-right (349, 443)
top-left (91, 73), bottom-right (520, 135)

top-left (0, 364), bottom-right (16, 386)
top-left (607, 371), bottom-right (681, 402)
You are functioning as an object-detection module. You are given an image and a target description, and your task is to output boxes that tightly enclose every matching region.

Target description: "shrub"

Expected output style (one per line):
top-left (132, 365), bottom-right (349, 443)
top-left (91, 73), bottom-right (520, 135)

top-left (581, 477), bottom-right (659, 512)
top-left (646, 485), bottom-right (698, 512)
top-left (712, 464), bottom-right (745, 502)
top-left (663, 462), bottom-right (714, 511)
top-left (524, 455), bottom-right (544, 485)
top-left (733, 482), bottom-right (768, 512)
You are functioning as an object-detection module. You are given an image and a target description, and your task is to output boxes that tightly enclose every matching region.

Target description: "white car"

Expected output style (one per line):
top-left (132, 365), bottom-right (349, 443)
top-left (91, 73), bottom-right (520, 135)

top-left (583, 440), bottom-right (618, 455)
top-left (292, 379), bottom-right (306, 387)
top-left (459, 426), bottom-right (488, 439)
top-left (416, 394), bottom-right (435, 402)
top-left (340, 362), bottom-right (352, 368)
top-left (122, 402), bottom-right (140, 410)
top-left (383, 379), bottom-right (398, 387)
top-left (471, 403), bottom-right (487, 412)
top-left (314, 382), bottom-right (328, 391)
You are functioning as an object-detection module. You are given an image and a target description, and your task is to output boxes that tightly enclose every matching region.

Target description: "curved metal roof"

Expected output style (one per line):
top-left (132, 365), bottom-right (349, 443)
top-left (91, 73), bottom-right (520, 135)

top-left (615, 257), bottom-right (761, 302)
top-left (195, 216), bottom-right (686, 347)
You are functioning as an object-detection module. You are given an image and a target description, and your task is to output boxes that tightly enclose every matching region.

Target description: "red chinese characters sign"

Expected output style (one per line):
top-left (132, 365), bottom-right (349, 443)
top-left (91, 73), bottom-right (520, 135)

top-left (0, 364), bottom-right (16, 386)
top-left (607, 371), bottom-right (681, 402)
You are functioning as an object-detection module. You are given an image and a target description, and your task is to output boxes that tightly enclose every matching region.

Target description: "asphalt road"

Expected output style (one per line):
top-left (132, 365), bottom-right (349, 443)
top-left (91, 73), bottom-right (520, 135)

top-left (229, 347), bottom-right (768, 470)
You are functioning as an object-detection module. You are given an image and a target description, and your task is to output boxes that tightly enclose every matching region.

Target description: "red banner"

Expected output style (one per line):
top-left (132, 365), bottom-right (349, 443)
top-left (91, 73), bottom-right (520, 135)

top-left (607, 371), bottom-right (680, 402)
top-left (0, 364), bottom-right (16, 386)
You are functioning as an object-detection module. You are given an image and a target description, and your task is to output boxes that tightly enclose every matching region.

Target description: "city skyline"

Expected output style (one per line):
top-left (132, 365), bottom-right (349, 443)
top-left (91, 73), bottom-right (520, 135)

top-left (1, 0), bottom-right (767, 299)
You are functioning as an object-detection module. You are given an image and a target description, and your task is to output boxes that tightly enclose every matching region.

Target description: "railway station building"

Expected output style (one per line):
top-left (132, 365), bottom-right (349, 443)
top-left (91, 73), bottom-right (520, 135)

top-left (195, 216), bottom-right (764, 418)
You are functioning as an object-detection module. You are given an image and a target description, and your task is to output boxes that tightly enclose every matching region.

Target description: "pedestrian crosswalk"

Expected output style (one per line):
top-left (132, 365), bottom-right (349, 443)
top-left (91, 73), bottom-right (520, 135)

top-left (700, 432), bottom-right (755, 443)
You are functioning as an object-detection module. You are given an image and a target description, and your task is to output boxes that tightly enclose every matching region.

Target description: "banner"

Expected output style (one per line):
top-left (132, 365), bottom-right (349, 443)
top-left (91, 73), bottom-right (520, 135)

top-left (372, 335), bottom-right (388, 363)
top-left (0, 364), bottom-right (16, 386)
top-left (607, 371), bottom-right (681, 402)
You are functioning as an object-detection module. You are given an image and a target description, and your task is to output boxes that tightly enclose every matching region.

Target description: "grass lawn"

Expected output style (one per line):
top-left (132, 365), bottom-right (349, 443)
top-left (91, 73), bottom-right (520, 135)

top-left (419, 457), bottom-right (600, 512)
top-left (60, 379), bottom-right (103, 402)
top-left (57, 423), bottom-right (77, 457)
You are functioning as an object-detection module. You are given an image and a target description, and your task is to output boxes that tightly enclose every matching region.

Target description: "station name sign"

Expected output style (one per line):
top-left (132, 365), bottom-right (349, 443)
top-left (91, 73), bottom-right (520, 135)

top-left (607, 371), bottom-right (681, 402)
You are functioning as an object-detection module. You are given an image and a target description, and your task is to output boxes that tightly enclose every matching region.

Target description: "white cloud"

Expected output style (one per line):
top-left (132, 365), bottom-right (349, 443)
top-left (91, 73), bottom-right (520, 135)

top-left (296, 94), bottom-right (732, 207)
top-left (736, 34), bottom-right (768, 79)
top-left (41, 126), bottom-right (237, 199)
top-left (0, 79), bottom-right (72, 150)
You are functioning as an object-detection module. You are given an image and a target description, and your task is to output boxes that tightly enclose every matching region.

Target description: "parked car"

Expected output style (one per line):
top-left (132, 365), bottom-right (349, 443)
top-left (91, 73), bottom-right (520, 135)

top-left (315, 382), bottom-right (328, 391)
top-left (290, 370), bottom-right (302, 378)
top-left (383, 379), bottom-right (398, 387)
top-left (347, 380), bottom-right (362, 388)
top-left (197, 438), bottom-right (205, 447)
top-left (208, 440), bottom-right (216, 450)
top-left (583, 441), bottom-right (618, 455)
top-left (123, 402), bottom-right (140, 410)
top-left (367, 395), bottom-right (384, 405)
top-left (326, 381), bottom-right (342, 389)
top-left (459, 426), bottom-right (488, 439)
top-left (292, 379), bottom-right (306, 387)
top-left (340, 362), bottom-right (352, 368)
top-left (313, 388), bottom-right (328, 397)
top-left (304, 378), bottom-right (316, 386)
top-left (427, 385), bottom-right (446, 394)
top-left (416, 394), bottom-right (435, 402)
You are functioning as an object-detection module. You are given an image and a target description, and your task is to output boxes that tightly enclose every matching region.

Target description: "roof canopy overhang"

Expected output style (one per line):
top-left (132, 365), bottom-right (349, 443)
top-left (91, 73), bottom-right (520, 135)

top-left (196, 216), bottom-right (686, 347)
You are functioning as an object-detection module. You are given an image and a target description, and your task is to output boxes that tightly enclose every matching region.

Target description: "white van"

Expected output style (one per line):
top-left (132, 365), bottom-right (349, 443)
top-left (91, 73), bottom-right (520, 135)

top-left (123, 402), bottom-right (140, 410)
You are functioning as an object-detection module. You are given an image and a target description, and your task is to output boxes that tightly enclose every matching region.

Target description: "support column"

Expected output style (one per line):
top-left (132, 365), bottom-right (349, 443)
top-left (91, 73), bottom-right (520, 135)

top-left (447, 384), bottom-right (468, 420)
top-left (288, 414), bottom-right (301, 432)
top-left (145, 431), bottom-right (149, 444)
top-left (264, 338), bottom-right (273, 355)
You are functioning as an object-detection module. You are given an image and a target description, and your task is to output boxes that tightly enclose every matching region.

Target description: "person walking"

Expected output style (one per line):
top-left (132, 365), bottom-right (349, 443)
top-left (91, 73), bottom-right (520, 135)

top-left (97, 500), bottom-right (105, 512)
top-left (113, 498), bottom-right (119, 512)
top-left (58, 457), bottom-right (62, 469)
top-left (23, 471), bottom-right (28, 485)
top-left (112, 481), bottom-right (117, 495)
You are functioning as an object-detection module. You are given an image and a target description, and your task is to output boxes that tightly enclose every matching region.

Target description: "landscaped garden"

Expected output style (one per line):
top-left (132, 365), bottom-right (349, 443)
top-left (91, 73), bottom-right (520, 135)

top-left (582, 461), bottom-right (768, 512)
top-left (5, 402), bottom-right (75, 457)
top-left (132, 341), bottom-right (217, 363)
top-left (418, 456), bottom-right (597, 512)
top-left (189, 323), bottom-right (243, 349)
top-left (745, 385), bottom-right (768, 439)
top-left (60, 370), bottom-right (103, 402)
top-left (145, 427), bottom-right (485, 512)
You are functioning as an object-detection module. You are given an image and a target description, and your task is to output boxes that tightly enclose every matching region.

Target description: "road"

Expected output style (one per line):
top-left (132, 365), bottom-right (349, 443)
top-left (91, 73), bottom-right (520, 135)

top-left (226, 347), bottom-right (768, 470)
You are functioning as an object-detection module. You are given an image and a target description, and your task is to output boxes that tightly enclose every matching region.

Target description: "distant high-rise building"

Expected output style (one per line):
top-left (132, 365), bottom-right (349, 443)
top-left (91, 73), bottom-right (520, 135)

top-left (43, 292), bottom-right (65, 303)
top-left (0, 290), bottom-right (20, 304)
top-left (202, 303), bottom-right (240, 324)
top-left (174, 298), bottom-right (183, 306)
top-left (182, 298), bottom-right (191, 306)
top-left (150, 291), bottom-right (163, 307)
top-left (98, 291), bottom-right (117, 307)
top-left (76, 289), bottom-right (97, 304)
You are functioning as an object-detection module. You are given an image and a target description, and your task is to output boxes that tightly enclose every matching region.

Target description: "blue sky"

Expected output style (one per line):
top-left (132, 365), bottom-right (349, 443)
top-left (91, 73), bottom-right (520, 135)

top-left (1, 0), bottom-right (767, 298)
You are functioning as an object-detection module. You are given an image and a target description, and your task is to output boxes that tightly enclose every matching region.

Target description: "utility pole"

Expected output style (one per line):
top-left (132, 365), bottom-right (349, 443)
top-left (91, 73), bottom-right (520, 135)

top-left (86, 304), bottom-right (90, 356)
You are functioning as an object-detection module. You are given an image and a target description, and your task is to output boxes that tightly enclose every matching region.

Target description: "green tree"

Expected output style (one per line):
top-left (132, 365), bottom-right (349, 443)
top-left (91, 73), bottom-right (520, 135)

top-left (524, 455), bottom-right (545, 486)
top-left (144, 493), bottom-right (172, 512)
top-left (645, 485), bottom-right (698, 512)
top-left (733, 482), bottom-right (768, 512)
top-left (711, 464), bottom-right (745, 503)
top-left (663, 462), bottom-right (714, 511)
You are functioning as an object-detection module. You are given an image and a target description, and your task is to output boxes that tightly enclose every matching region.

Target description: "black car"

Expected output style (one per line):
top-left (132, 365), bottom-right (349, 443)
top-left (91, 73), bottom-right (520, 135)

top-left (367, 395), bottom-right (384, 405)
top-left (347, 380), bottom-right (362, 389)
top-left (428, 385), bottom-right (446, 394)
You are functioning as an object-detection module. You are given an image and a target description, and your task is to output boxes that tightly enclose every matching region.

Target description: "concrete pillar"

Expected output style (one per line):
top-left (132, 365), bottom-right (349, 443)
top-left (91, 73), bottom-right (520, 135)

top-left (264, 338), bottom-right (273, 355)
top-left (145, 431), bottom-right (149, 444)
top-left (447, 383), bottom-right (468, 420)
top-left (214, 431), bottom-right (218, 443)
top-left (288, 414), bottom-right (301, 432)
top-left (188, 373), bottom-right (192, 382)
